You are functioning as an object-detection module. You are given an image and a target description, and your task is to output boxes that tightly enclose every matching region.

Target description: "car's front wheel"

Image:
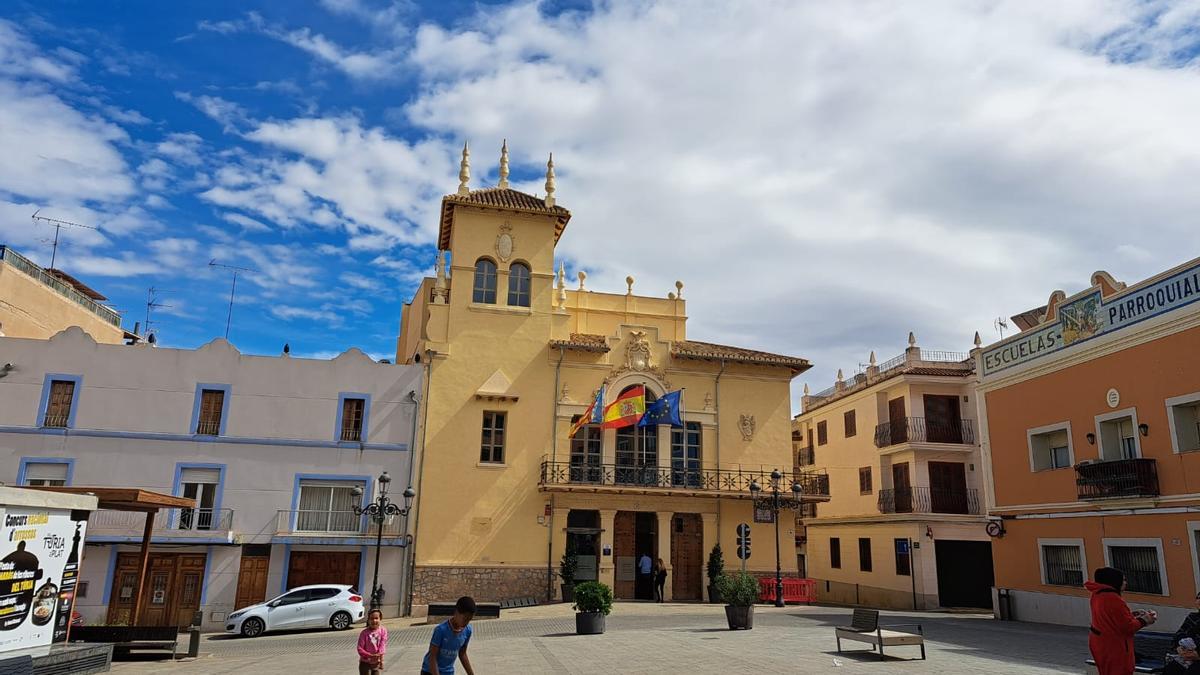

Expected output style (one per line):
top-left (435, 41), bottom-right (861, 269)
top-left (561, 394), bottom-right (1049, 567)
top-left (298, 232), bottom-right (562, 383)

top-left (330, 611), bottom-right (352, 630)
top-left (241, 617), bottom-right (265, 638)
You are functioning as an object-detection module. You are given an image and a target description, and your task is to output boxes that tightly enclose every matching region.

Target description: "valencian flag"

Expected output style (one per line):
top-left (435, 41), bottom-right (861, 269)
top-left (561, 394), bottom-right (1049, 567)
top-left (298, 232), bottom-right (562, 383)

top-left (600, 385), bottom-right (646, 429)
top-left (568, 387), bottom-right (605, 438)
top-left (638, 389), bottom-right (683, 428)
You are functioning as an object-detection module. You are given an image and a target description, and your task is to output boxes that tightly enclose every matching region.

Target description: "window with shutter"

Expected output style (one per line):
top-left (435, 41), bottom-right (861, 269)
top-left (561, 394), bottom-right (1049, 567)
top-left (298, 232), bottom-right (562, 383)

top-left (23, 462), bottom-right (69, 486)
top-left (341, 398), bottom-right (366, 441)
top-left (196, 389), bottom-right (225, 435)
top-left (43, 380), bottom-right (76, 427)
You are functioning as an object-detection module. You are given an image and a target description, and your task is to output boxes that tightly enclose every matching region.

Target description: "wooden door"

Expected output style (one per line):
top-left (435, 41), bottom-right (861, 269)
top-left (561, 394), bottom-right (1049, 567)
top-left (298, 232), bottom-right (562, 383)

top-left (171, 556), bottom-right (206, 627)
top-left (928, 462), bottom-right (968, 514)
top-left (923, 395), bottom-right (962, 443)
top-left (892, 463), bottom-right (912, 513)
top-left (108, 553), bottom-right (208, 628)
top-left (286, 551), bottom-right (361, 590)
top-left (235, 556), bottom-right (271, 610)
top-left (670, 514), bottom-right (702, 601)
top-left (613, 512), bottom-right (637, 599)
top-left (139, 558), bottom-right (174, 627)
top-left (888, 397), bottom-right (907, 444)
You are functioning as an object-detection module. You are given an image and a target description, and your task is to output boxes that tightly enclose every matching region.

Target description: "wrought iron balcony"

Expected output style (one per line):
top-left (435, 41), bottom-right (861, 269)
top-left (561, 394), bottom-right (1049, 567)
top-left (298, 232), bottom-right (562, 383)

top-left (1075, 458), bottom-right (1159, 500)
top-left (877, 487), bottom-right (980, 515)
top-left (275, 510), bottom-right (406, 536)
top-left (873, 417), bottom-right (976, 448)
top-left (87, 508), bottom-right (235, 539)
top-left (538, 459), bottom-right (830, 500)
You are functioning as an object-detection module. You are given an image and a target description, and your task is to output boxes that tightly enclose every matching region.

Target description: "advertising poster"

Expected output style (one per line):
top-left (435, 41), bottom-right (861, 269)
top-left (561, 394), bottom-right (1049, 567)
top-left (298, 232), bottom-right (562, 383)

top-left (0, 507), bottom-right (87, 654)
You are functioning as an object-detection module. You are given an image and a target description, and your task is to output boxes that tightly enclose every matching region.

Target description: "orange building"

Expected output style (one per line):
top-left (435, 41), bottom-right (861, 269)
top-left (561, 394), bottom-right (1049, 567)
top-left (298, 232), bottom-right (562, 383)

top-left (976, 257), bottom-right (1200, 627)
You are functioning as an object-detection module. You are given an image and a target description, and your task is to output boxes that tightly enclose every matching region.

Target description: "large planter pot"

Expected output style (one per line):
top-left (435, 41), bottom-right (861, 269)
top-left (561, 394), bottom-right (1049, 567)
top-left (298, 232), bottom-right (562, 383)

top-left (561, 584), bottom-right (575, 603)
top-left (724, 604), bottom-right (754, 630)
top-left (707, 584), bottom-right (723, 604)
top-left (576, 611), bottom-right (605, 635)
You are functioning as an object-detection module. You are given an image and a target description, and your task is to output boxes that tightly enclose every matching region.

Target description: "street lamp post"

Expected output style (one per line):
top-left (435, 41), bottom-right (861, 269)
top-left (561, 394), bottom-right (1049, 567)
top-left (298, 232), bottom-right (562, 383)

top-left (749, 469), bottom-right (805, 608)
top-left (352, 472), bottom-right (415, 612)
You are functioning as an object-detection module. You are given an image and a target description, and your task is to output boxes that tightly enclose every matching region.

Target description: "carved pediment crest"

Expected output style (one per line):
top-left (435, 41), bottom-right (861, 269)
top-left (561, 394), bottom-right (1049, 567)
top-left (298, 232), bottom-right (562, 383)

top-left (739, 414), bottom-right (756, 441)
top-left (626, 330), bottom-right (652, 372)
top-left (495, 221), bottom-right (515, 263)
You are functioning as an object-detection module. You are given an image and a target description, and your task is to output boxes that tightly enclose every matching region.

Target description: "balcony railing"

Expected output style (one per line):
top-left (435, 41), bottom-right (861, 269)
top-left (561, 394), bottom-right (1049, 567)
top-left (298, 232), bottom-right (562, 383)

top-left (873, 417), bottom-right (975, 448)
top-left (877, 487), bottom-right (980, 515)
top-left (195, 420), bottom-right (221, 435)
top-left (1075, 458), bottom-right (1159, 500)
top-left (42, 414), bottom-right (69, 428)
top-left (275, 510), bottom-right (406, 536)
top-left (539, 460), bottom-right (831, 499)
top-left (0, 245), bottom-right (122, 327)
top-left (87, 508), bottom-right (234, 537)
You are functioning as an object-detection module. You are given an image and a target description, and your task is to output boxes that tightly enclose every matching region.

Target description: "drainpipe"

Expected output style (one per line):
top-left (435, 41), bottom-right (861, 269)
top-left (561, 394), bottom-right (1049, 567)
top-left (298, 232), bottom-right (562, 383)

top-left (397, 385), bottom-right (420, 617)
top-left (715, 358), bottom-right (726, 534)
top-left (404, 348), bottom-right (435, 616)
top-left (547, 346), bottom-right (565, 602)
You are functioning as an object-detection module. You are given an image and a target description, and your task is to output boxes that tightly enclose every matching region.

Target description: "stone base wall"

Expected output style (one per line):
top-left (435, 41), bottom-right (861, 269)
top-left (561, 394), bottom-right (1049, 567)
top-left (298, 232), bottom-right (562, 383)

top-left (814, 578), bottom-right (937, 610)
top-left (413, 565), bottom-right (551, 605)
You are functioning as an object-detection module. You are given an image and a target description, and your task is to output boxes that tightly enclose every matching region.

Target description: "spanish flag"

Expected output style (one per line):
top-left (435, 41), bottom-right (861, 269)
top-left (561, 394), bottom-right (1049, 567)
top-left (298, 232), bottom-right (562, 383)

top-left (601, 385), bottom-right (646, 429)
top-left (568, 387), bottom-right (605, 438)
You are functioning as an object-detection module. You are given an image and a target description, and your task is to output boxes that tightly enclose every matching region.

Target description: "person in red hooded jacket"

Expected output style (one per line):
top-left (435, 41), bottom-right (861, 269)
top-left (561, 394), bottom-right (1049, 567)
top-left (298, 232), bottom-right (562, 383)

top-left (1088, 567), bottom-right (1158, 675)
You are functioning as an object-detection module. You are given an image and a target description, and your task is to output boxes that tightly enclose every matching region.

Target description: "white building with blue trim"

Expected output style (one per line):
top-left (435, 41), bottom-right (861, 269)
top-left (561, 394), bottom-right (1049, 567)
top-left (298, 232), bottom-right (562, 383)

top-left (0, 326), bottom-right (421, 628)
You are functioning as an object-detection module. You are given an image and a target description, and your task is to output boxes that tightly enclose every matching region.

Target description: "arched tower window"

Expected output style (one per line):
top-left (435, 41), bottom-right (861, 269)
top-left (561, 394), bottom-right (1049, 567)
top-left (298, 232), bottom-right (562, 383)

top-left (616, 386), bottom-right (658, 486)
top-left (507, 262), bottom-right (531, 307)
top-left (472, 258), bottom-right (497, 304)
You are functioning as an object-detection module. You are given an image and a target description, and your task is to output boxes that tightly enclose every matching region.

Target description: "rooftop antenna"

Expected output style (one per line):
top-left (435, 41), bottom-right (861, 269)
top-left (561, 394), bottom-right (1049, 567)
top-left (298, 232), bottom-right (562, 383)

top-left (208, 259), bottom-right (257, 340)
top-left (144, 287), bottom-right (172, 340)
top-left (31, 210), bottom-right (97, 270)
top-left (994, 317), bottom-right (1008, 339)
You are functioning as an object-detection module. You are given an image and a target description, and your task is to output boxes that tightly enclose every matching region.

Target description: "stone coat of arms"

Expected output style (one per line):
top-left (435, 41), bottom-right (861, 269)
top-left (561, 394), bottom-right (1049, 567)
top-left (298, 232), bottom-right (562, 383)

top-left (626, 330), bottom-right (652, 372)
top-left (739, 414), bottom-right (755, 441)
top-left (495, 222), bottom-right (514, 263)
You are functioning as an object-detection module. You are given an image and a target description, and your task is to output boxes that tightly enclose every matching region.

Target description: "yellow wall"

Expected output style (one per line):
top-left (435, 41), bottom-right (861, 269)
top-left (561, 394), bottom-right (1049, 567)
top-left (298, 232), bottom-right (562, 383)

top-left (0, 264), bottom-right (125, 344)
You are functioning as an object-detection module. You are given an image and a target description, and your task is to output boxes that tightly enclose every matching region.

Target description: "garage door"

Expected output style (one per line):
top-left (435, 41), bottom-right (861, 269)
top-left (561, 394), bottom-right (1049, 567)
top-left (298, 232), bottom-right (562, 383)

top-left (287, 551), bottom-right (361, 590)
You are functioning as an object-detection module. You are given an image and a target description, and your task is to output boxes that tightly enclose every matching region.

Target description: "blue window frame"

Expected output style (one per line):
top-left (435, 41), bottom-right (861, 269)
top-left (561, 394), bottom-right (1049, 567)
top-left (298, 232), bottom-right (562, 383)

top-left (171, 463), bottom-right (227, 530)
top-left (36, 374), bottom-right (83, 429)
top-left (335, 392), bottom-right (372, 443)
top-left (190, 383), bottom-right (232, 436)
top-left (17, 457), bottom-right (75, 486)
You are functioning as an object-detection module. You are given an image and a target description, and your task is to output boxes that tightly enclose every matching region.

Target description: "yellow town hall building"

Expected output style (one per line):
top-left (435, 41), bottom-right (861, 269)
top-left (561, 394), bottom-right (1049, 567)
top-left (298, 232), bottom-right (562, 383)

top-left (398, 144), bottom-right (829, 609)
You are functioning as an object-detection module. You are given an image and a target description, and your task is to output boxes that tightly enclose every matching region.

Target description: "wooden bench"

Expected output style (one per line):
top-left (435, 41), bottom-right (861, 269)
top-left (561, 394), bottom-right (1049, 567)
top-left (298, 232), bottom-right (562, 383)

top-left (1085, 630), bottom-right (1175, 673)
top-left (835, 608), bottom-right (926, 661)
top-left (426, 601), bottom-right (501, 624)
top-left (70, 625), bottom-right (179, 660)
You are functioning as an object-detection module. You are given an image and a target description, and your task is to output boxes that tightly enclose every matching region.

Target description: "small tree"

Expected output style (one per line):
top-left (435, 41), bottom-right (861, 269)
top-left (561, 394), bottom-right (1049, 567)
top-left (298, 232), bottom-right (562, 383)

top-left (573, 581), bottom-right (614, 615)
top-left (560, 541), bottom-right (579, 586)
top-left (715, 571), bottom-right (760, 607)
top-left (706, 543), bottom-right (725, 586)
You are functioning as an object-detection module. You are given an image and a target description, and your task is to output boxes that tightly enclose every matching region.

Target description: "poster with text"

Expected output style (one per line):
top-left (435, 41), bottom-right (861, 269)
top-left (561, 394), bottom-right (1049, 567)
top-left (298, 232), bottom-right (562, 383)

top-left (0, 507), bottom-right (87, 654)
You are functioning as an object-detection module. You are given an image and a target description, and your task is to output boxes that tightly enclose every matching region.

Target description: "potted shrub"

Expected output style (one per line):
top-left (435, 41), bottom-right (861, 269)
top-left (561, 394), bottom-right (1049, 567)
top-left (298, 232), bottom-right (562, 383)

top-left (715, 571), bottom-right (759, 630)
top-left (560, 543), bottom-right (579, 603)
top-left (572, 581), bottom-right (612, 635)
top-left (706, 544), bottom-right (725, 604)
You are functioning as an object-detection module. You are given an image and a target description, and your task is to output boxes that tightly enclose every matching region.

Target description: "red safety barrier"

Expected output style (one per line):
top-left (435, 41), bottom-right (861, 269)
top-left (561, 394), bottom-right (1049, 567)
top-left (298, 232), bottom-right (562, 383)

top-left (758, 577), bottom-right (816, 604)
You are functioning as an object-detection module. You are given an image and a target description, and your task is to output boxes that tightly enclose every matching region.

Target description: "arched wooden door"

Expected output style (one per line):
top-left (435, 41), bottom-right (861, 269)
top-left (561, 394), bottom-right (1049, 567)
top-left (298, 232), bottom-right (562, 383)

top-left (671, 514), bottom-right (703, 601)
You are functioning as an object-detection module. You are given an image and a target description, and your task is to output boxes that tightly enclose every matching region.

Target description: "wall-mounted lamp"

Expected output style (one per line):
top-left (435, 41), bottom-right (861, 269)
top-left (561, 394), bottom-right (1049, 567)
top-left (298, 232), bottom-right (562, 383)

top-left (1138, 423), bottom-right (1150, 437)
top-left (925, 526), bottom-right (933, 539)
top-left (1086, 432), bottom-right (1096, 445)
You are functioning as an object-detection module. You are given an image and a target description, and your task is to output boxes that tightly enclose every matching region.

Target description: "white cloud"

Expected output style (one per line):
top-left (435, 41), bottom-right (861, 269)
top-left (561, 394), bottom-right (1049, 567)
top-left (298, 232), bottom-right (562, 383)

top-left (221, 212), bottom-right (272, 233)
top-left (339, 271), bottom-right (378, 290)
top-left (399, 0), bottom-right (1200, 410)
top-left (174, 91), bottom-right (248, 132)
top-left (156, 132), bottom-right (205, 166)
top-left (0, 19), bottom-right (79, 82)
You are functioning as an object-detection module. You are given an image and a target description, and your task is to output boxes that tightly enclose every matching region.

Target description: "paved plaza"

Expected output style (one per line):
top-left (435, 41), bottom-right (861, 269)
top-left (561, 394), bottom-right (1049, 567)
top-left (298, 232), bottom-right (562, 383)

top-left (110, 603), bottom-right (1089, 674)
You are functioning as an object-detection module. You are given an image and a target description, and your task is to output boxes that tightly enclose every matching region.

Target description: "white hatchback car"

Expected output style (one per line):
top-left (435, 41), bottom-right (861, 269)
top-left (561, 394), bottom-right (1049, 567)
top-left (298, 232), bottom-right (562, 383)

top-left (225, 584), bottom-right (364, 637)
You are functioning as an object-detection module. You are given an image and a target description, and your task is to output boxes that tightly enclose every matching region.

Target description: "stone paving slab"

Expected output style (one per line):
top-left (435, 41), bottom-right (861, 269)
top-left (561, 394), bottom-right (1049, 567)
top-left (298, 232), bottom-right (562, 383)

top-left (110, 603), bottom-right (1090, 674)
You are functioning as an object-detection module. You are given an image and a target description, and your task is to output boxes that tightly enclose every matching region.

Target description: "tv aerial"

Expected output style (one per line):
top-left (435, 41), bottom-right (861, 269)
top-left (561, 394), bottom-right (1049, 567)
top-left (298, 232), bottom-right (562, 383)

top-left (31, 210), bottom-right (97, 269)
top-left (208, 260), bottom-right (258, 340)
top-left (994, 317), bottom-right (1009, 339)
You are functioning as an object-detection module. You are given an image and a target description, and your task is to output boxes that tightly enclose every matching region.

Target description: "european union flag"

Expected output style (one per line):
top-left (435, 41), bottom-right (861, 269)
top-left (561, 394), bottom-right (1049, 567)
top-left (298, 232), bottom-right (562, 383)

top-left (637, 390), bottom-right (683, 427)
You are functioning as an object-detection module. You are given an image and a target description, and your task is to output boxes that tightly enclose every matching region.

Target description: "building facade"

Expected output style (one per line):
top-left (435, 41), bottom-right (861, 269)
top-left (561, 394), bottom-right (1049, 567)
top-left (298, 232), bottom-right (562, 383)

top-left (398, 146), bottom-right (829, 609)
top-left (0, 327), bottom-right (421, 629)
top-left (978, 258), bottom-right (1200, 626)
top-left (794, 336), bottom-right (993, 610)
top-left (0, 245), bottom-right (129, 344)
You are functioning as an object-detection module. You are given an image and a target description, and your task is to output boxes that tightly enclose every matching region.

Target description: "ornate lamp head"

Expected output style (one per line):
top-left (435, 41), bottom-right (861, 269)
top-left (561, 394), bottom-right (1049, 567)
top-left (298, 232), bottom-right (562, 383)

top-left (749, 479), bottom-right (761, 495)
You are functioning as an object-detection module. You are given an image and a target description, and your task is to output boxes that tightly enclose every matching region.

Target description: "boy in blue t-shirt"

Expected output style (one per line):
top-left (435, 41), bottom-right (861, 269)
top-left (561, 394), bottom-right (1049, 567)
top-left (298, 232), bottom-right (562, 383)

top-left (422, 596), bottom-right (476, 675)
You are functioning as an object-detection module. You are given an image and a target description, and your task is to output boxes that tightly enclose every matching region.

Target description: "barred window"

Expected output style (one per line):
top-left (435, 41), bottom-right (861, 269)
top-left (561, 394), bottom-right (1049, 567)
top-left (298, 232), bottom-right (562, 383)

top-left (481, 411), bottom-right (506, 464)
top-left (1040, 544), bottom-right (1084, 586)
top-left (43, 380), bottom-right (76, 427)
top-left (341, 397), bottom-right (366, 441)
top-left (196, 389), bottom-right (225, 435)
top-left (472, 259), bottom-right (497, 304)
top-left (1107, 544), bottom-right (1163, 594)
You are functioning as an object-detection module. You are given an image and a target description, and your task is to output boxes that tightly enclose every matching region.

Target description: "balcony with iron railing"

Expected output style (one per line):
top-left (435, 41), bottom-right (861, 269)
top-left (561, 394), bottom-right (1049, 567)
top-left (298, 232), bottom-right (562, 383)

top-left (86, 508), bottom-right (235, 541)
top-left (539, 458), bottom-right (831, 501)
top-left (1075, 458), bottom-right (1159, 500)
top-left (877, 487), bottom-right (980, 515)
top-left (42, 413), bottom-right (69, 428)
top-left (275, 510), bottom-right (406, 537)
top-left (873, 417), bottom-right (976, 448)
top-left (195, 419), bottom-right (221, 436)
top-left (0, 245), bottom-right (122, 327)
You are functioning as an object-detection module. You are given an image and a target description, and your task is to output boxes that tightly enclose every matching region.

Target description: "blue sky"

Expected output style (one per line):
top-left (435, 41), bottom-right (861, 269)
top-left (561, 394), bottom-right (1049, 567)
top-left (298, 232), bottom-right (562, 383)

top-left (2, 1), bottom-right (1199, 411)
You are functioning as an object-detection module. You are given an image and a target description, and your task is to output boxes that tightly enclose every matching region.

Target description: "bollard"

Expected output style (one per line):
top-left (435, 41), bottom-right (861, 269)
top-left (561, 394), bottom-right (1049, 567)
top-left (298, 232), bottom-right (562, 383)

top-left (187, 611), bottom-right (202, 658)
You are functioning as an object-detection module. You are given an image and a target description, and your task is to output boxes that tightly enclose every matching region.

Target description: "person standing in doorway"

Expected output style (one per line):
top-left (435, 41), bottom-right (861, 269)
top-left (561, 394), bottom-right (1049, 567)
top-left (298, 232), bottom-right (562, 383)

top-left (422, 596), bottom-right (476, 675)
top-left (356, 609), bottom-right (387, 675)
top-left (638, 552), bottom-right (653, 600)
top-left (654, 558), bottom-right (668, 603)
top-left (1086, 567), bottom-right (1157, 675)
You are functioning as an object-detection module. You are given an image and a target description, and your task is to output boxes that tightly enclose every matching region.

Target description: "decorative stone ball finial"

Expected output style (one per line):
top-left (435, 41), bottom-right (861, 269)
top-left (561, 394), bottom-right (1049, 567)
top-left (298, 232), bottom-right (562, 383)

top-left (908, 331), bottom-right (917, 347)
top-left (675, 280), bottom-right (684, 299)
top-left (625, 275), bottom-right (634, 295)
top-left (457, 141), bottom-right (471, 196)
top-left (498, 139), bottom-right (510, 189)
top-left (668, 292), bottom-right (676, 300)
top-left (974, 331), bottom-right (982, 348)
top-left (544, 153), bottom-right (556, 207)
top-left (577, 270), bottom-right (587, 291)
